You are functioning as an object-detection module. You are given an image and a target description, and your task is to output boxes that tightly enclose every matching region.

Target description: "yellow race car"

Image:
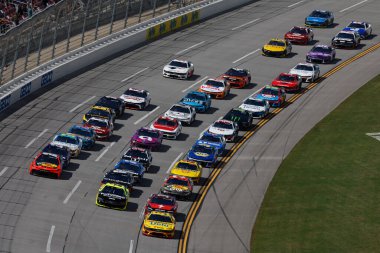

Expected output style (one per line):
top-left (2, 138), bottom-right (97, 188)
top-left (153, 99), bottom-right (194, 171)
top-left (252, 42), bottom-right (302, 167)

top-left (142, 211), bottom-right (176, 238)
top-left (170, 159), bottom-right (202, 184)
top-left (83, 105), bottom-right (115, 123)
top-left (262, 39), bottom-right (292, 57)
top-left (95, 183), bottom-right (129, 210)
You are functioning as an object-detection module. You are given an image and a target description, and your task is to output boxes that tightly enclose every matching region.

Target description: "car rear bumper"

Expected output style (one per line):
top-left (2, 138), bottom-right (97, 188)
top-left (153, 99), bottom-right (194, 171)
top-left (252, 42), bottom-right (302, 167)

top-left (142, 226), bottom-right (174, 238)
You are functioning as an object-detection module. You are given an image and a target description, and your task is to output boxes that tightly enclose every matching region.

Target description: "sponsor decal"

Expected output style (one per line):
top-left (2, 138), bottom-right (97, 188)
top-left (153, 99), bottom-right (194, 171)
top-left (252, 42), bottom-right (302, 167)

top-left (41, 71), bottom-right (53, 87)
top-left (195, 152), bottom-right (209, 157)
top-left (0, 94), bottom-right (11, 112)
top-left (20, 82), bottom-right (32, 98)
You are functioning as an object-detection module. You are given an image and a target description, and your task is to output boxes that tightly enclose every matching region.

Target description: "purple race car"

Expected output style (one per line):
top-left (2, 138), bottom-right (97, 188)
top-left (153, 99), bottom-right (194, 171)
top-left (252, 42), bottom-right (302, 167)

top-left (131, 127), bottom-right (163, 150)
top-left (306, 44), bottom-right (336, 64)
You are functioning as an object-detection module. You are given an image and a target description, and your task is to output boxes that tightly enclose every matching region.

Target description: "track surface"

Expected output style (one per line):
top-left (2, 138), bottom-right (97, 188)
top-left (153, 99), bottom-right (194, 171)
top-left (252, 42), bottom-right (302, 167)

top-left (0, 0), bottom-right (379, 252)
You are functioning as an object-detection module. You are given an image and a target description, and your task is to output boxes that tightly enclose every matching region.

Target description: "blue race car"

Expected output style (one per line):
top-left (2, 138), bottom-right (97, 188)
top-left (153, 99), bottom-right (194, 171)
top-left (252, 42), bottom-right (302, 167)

top-left (343, 21), bottom-right (372, 39)
top-left (42, 144), bottom-right (71, 169)
top-left (180, 91), bottom-right (211, 113)
top-left (114, 159), bottom-right (145, 184)
top-left (196, 132), bottom-right (226, 156)
top-left (255, 85), bottom-right (286, 108)
top-left (187, 144), bottom-right (218, 167)
top-left (305, 10), bottom-right (334, 27)
top-left (68, 125), bottom-right (96, 150)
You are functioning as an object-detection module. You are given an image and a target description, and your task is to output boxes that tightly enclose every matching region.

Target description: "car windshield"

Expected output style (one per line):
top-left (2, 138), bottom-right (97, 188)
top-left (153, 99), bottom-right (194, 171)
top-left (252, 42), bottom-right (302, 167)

top-left (150, 196), bottom-right (174, 205)
top-left (310, 10), bottom-right (330, 18)
top-left (261, 88), bottom-right (278, 96)
top-left (156, 118), bottom-right (176, 126)
top-left (290, 27), bottom-right (307, 34)
top-left (244, 99), bottom-right (266, 106)
top-left (170, 105), bottom-right (190, 113)
top-left (36, 154), bottom-right (59, 166)
top-left (278, 74), bottom-right (296, 82)
top-left (124, 149), bottom-right (147, 159)
top-left (43, 145), bottom-right (68, 157)
top-left (200, 134), bottom-right (222, 143)
top-left (124, 89), bottom-right (147, 98)
top-left (138, 129), bottom-right (159, 138)
top-left (176, 162), bottom-right (198, 171)
top-left (69, 127), bottom-right (92, 137)
top-left (87, 109), bottom-right (109, 117)
top-left (55, 135), bottom-right (77, 144)
top-left (117, 162), bottom-right (141, 172)
top-left (105, 172), bottom-right (132, 183)
top-left (101, 186), bottom-right (125, 196)
top-left (169, 60), bottom-right (188, 68)
top-left (205, 80), bottom-right (224, 88)
top-left (225, 110), bottom-right (248, 121)
top-left (312, 46), bottom-right (332, 53)
top-left (225, 68), bottom-right (246, 77)
top-left (166, 178), bottom-right (188, 186)
top-left (295, 64), bottom-right (314, 71)
top-left (148, 214), bottom-right (172, 223)
top-left (337, 32), bottom-right (354, 39)
top-left (184, 93), bottom-right (205, 101)
top-left (348, 23), bottom-right (365, 29)
top-left (88, 119), bottom-right (108, 128)
top-left (268, 40), bottom-right (285, 46)
top-left (213, 121), bottom-right (233, 129)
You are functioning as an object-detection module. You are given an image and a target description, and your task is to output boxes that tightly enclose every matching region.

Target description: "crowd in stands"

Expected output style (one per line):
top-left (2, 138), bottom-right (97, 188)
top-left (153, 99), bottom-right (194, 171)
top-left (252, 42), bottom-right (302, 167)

top-left (0, 0), bottom-right (62, 34)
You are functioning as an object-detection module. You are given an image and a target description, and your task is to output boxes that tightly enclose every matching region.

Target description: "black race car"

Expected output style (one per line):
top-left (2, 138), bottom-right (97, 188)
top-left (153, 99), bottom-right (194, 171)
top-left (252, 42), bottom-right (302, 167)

top-left (331, 31), bottom-right (361, 48)
top-left (223, 108), bottom-right (254, 129)
top-left (42, 144), bottom-right (71, 169)
top-left (122, 147), bottom-right (152, 171)
top-left (101, 169), bottom-right (135, 191)
top-left (95, 96), bottom-right (125, 117)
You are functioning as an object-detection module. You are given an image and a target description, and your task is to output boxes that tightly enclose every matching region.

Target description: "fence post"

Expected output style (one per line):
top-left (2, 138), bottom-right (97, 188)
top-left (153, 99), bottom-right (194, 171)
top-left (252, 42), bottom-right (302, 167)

top-left (66, 0), bottom-right (77, 53)
top-left (51, 7), bottom-right (63, 59)
top-left (152, 0), bottom-right (157, 17)
top-left (138, 0), bottom-right (144, 23)
top-left (0, 38), bottom-right (10, 84)
top-left (11, 34), bottom-right (21, 79)
top-left (109, 0), bottom-right (118, 34)
top-left (94, 0), bottom-right (103, 41)
top-left (124, 0), bottom-right (130, 28)
top-left (36, 18), bottom-right (48, 66)
top-left (24, 22), bottom-right (35, 72)
top-left (80, 0), bottom-right (91, 47)
top-left (167, 0), bottom-right (171, 12)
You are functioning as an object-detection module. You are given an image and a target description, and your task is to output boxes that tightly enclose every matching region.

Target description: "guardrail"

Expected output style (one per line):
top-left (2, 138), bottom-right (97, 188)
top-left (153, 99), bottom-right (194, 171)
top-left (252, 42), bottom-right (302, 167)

top-left (0, 0), bottom-right (254, 113)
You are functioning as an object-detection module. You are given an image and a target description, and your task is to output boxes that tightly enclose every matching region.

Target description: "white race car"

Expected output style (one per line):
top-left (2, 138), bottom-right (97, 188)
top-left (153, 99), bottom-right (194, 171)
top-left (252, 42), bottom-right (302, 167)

top-left (163, 59), bottom-right (194, 79)
top-left (239, 97), bottom-right (270, 118)
top-left (164, 104), bottom-right (196, 125)
top-left (51, 133), bottom-right (82, 157)
top-left (289, 63), bottom-right (320, 82)
top-left (119, 88), bottom-right (151, 110)
top-left (207, 119), bottom-right (238, 142)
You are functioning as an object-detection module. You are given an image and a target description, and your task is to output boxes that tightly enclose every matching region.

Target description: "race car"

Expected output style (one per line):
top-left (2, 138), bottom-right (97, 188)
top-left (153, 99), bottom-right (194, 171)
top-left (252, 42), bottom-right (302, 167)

top-left (164, 104), bottom-right (196, 125)
top-left (170, 159), bottom-right (202, 184)
top-left (343, 21), bottom-right (372, 39)
top-left (42, 144), bottom-right (71, 169)
top-left (160, 175), bottom-right (193, 200)
top-left (207, 119), bottom-right (239, 142)
top-left (331, 30), bottom-right (361, 48)
top-left (162, 59), bottom-right (194, 79)
top-left (68, 125), bottom-right (96, 150)
top-left (196, 132), bottom-right (226, 156)
top-left (284, 26), bottom-right (314, 45)
top-left (255, 85), bottom-right (286, 108)
top-left (95, 96), bottom-right (125, 117)
top-left (262, 39), bottom-right (292, 57)
top-left (122, 147), bottom-right (152, 171)
top-left (289, 63), bottom-right (320, 82)
top-left (130, 127), bottom-right (163, 150)
top-left (29, 152), bottom-right (62, 178)
top-left (239, 97), bottom-right (270, 118)
top-left (51, 133), bottom-right (82, 157)
top-left (305, 10), bottom-right (334, 27)
top-left (114, 159), bottom-right (145, 183)
top-left (142, 211), bottom-right (176, 238)
top-left (83, 117), bottom-right (113, 140)
top-left (95, 182), bottom-right (129, 210)
top-left (187, 144), bottom-right (218, 168)
top-left (271, 72), bottom-right (303, 92)
top-left (306, 44), bottom-right (336, 63)
top-left (198, 79), bottom-right (230, 99)
top-left (83, 105), bottom-right (115, 123)
top-left (119, 88), bottom-right (151, 110)
top-left (150, 116), bottom-right (182, 139)
top-left (223, 108), bottom-right (254, 130)
top-left (101, 169), bottom-right (135, 192)
top-left (144, 194), bottom-right (178, 215)
top-left (218, 68), bottom-right (251, 89)
top-left (179, 91), bottom-right (211, 112)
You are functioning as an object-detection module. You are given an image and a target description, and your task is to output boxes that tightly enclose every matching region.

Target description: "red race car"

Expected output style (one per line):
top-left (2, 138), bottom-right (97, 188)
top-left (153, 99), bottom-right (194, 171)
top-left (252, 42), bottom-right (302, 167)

top-left (284, 26), bottom-right (314, 45)
top-left (83, 117), bottom-right (113, 140)
top-left (144, 193), bottom-right (178, 216)
top-left (218, 68), bottom-right (251, 89)
top-left (150, 116), bottom-right (182, 139)
top-left (272, 73), bottom-right (303, 92)
top-left (160, 175), bottom-right (193, 200)
top-left (29, 152), bottom-right (62, 178)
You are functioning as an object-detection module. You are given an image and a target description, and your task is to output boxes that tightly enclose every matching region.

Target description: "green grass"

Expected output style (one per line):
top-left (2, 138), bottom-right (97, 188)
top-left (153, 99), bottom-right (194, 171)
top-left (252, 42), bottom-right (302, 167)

top-left (251, 75), bottom-right (380, 253)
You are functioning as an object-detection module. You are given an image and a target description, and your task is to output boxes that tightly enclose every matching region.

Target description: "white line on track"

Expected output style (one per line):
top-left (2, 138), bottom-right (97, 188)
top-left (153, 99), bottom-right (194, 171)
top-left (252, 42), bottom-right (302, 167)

top-left (63, 180), bottom-right (82, 204)
top-left (340, 0), bottom-right (368, 12)
top-left (46, 225), bottom-right (55, 252)
top-left (231, 18), bottom-right (260, 30)
top-left (232, 48), bottom-right (260, 64)
top-left (139, 207), bottom-right (145, 219)
top-left (287, 0), bottom-right (304, 8)
top-left (69, 96), bottom-right (96, 113)
top-left (129, 240), bottom-right (134, 253)
top-left (166, 152), bottom-right (184, 173)
top-left (182, 76), bottom-right (209, 93)
top-left (95, 142), bottom-right (115, 162)
top-left (121, 67), bottom-right (149, 82)
top-left (25, 129), bottom-right (49, 149)
top-left (134, 106), bottom-right (160, 125)
top-left (175, 41), bottom-right (205, 55)
top-left (0, 167), bottom-right (8, 177)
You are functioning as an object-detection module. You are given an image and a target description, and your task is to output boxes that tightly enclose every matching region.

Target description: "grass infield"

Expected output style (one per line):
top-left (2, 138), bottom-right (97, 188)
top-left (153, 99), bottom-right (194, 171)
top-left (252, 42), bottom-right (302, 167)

top-left (251, 75), bottom-right (380, 253)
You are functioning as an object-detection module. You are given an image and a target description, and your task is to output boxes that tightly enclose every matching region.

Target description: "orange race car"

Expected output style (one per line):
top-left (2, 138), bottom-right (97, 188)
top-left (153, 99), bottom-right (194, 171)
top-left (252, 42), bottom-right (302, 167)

top-left (198, 78), bottom-right (230, 99)
top-left (218, 68), bottom-right (251, 88)
top-left (29, 152), bottom-right (62, 178)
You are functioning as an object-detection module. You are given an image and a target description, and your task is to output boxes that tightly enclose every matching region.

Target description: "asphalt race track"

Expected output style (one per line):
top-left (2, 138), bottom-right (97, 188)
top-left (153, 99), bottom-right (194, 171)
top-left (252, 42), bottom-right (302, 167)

top-left (1, 0), bottom-right (380, 252)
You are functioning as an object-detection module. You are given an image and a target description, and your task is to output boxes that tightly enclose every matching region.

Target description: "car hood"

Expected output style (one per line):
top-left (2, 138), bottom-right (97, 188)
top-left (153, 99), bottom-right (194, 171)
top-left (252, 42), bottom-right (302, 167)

top-left (306, 17), bottom-right (327, 22)
top-left (120, 95), bottom-right (145, 103)
top-left (165, 110), bottom-right (190, 119)
top-left (343, 27), bottom-right (365, 33)
top-left (151, 124), bottom-right (178, 132)
top-left (263, 45), bottom-right (286, 52)
top-left (171, 168), bottom-right (200, 178)
top-left (132, 135), bottom-right (159, 144)
top-left (208, 127), bottom-right (234, 135)
top-left (163, 184), bottom-right (190, 192)
top-left (308, 51), bottom-right (331, 57)
top-left (144, 220), bottom-right (174, 231)
top-left (51, 141), bottom-right (79, 150)
top-left (196, 140), bottom-right (223, 149)
top-left (239, 104), bottom-right (265, 112)
top-left (164, 65), bottom-right (188, 73)
top-left (290, 69), bottom-right (314, 76)
top-left (200, 85), bottom-right (224, 93)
